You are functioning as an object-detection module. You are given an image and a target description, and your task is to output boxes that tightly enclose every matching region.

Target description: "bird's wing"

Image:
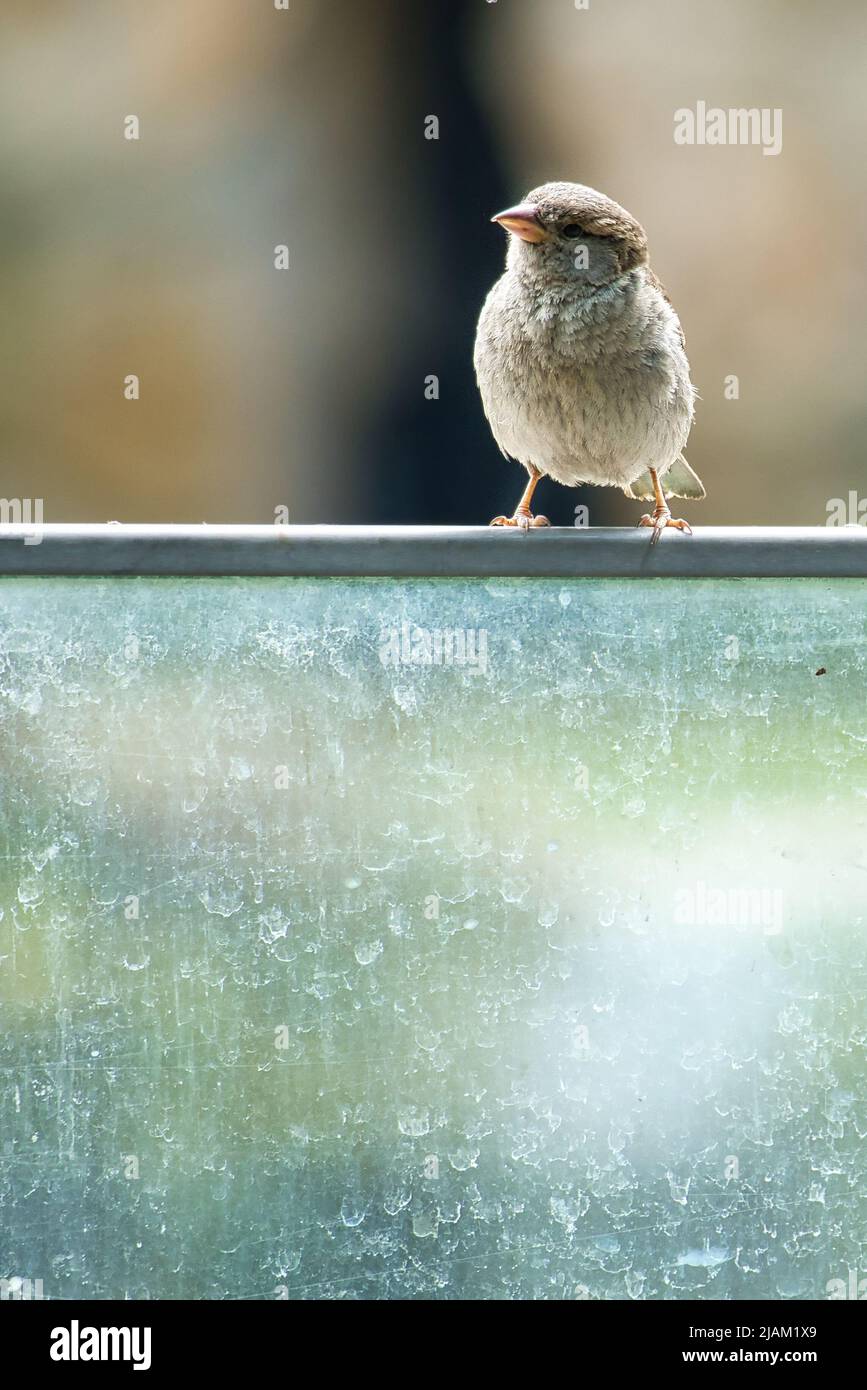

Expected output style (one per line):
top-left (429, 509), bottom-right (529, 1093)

top-left (622, 455), bottom-right (706, 501)
top-left (646, 268), bottom-right (686, 350)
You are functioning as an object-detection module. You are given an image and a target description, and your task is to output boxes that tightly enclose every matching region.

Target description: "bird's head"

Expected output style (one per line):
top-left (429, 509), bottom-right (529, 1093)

top-left (492, 181), bottom-right (648, 292)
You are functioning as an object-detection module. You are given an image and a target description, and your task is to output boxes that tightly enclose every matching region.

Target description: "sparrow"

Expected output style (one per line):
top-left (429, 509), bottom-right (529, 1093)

top-left (473, 181), bottom-right (703, 541)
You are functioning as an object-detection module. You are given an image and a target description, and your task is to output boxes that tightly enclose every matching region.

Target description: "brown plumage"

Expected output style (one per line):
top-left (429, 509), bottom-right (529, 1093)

top-left (474, 181), bottom-right (704, 540)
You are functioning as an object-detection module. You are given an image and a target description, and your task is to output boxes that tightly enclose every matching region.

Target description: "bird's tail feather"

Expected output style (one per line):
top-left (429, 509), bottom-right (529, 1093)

top-left (622, 455), bottom-right (706, 502)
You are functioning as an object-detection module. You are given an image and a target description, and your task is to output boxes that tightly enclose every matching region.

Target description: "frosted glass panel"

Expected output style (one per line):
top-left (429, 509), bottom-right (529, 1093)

top-left (1, 576), bottom-right (865, 1300)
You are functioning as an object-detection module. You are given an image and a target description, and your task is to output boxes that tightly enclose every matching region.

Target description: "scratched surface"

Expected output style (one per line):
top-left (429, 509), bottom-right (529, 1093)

top-left (1, 576), bottom-right (865, 1300)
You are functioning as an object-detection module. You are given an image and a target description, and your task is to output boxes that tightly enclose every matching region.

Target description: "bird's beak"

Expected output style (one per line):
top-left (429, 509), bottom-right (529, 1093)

top-left (491, 203), bottom-right (548, 243)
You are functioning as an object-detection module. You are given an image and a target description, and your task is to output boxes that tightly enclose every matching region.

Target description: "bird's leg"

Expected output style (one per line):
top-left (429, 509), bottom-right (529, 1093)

top-left (489, 465), bottom-right (550, 530)
top-left (637, 467), bottom-right (693, 545)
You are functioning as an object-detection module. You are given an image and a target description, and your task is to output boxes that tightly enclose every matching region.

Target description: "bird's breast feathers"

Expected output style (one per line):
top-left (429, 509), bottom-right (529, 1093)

top-left (474, 268), bottom-right (695, 488)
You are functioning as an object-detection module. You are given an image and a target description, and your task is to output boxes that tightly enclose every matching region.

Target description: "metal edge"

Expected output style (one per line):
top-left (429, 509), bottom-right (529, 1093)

top-left (0, 525), bottom-right (865, 578)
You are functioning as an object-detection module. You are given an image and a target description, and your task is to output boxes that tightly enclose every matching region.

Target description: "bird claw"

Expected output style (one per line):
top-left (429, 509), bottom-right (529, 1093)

top-left (638, 510), bottom-right (692, 546)
top-left (489, 511), bottom-right (550, 531)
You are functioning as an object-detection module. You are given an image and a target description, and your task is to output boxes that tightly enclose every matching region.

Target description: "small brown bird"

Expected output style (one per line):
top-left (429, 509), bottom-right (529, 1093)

top-left (474, 181), bottom-right (704, 541)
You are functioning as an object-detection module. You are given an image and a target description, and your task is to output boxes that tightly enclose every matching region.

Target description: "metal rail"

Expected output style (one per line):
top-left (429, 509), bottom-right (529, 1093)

top-left (0, 525), bottom-right (865, 577)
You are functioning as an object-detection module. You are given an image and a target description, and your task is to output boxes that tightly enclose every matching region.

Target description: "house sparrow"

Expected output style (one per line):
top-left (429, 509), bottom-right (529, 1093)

top-left (473, 181), bottom-right (703, 541)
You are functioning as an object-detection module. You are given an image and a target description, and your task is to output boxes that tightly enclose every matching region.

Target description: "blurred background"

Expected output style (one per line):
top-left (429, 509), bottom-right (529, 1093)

top-left (1, 0), bottom-right (866, 527)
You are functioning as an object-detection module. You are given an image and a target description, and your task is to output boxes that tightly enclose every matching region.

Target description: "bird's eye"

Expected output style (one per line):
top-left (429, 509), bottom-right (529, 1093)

top-left (561, 223), bottom-right (584, 239)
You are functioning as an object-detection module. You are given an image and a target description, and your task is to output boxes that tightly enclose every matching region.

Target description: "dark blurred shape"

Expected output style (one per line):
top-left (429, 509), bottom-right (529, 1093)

top-left (358, 0), bottom-right (583, 526)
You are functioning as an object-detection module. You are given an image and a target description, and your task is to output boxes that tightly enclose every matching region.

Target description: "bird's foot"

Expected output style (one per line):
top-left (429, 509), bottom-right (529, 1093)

top-left (638, 507), bottom-right (692, 547)
top-left (489, 509), bottom-right (550, 531)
